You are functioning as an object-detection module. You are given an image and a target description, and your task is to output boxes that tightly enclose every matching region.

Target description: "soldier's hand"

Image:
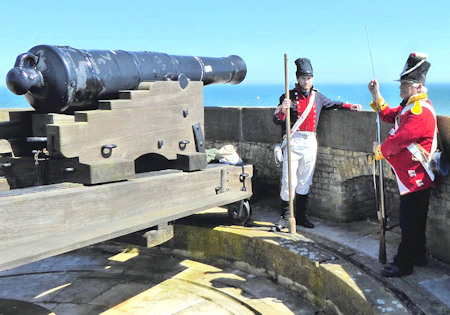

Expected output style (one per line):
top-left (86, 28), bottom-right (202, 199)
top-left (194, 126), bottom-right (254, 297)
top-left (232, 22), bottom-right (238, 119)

top-left (368, 79), bottom-right (381, 100)
top-left (350, 104), bottom-right (362, 111)
top-left (372, 141), bottom-right (380, 152)
top-left (368, 79), bottom-right (377, 94)
top-left (373, 142), bottom-right (384, 160)
top-left (281, 98), bottom-right (291, 113)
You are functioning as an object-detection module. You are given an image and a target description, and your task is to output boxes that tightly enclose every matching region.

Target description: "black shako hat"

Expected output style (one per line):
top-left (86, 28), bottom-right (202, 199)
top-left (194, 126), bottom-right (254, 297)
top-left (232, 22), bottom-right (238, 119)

top-left (295, 58), bottom-right (313, 77)
top-left (397, 53), bottom-right (430, 85)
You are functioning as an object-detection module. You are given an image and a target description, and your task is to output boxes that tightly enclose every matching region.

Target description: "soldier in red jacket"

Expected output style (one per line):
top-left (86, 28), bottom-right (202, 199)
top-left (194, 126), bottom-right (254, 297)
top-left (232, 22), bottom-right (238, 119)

top-left (274, 58), bottom-right (361, 230)
top-left (369, 53), bottom-right (436, 277)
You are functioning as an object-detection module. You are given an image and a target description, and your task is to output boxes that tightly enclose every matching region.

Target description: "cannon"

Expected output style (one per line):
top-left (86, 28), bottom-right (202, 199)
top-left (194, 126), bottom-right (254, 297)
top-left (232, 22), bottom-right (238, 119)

top-left (6, 45), bottom-right (247, 113)
top-left (0, 46), bottom-right (253, 272)
top-left (1, 46), bottom-right (248, 186)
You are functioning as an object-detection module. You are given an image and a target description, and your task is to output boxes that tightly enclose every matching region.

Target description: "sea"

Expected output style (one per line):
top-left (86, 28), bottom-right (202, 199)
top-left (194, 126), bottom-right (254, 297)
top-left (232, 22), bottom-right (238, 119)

top-left (1, 83), bottom-right (449, 115)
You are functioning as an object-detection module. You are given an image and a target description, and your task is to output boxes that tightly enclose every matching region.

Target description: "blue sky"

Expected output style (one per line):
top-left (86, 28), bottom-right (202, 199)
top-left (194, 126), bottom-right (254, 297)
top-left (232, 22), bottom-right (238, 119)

top-left (1, 0), bottom-right (449, 86)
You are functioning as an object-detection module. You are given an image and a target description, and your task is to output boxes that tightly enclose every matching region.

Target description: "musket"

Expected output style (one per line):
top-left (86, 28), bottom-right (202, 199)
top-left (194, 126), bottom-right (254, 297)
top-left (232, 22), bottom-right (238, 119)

top-left (284, 53), bottom-right (296, 234)
top-left (376, 97), bottom-right (387, 264)
top-left (365, 27), bottom-right (387, 263)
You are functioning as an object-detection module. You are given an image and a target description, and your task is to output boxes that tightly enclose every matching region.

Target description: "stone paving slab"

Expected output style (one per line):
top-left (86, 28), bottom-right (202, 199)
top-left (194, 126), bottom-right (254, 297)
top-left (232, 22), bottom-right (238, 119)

top-left (50, 278), bottom-right (119, 304)
top-left (51, 303), bottom-right (108, 315)
top-left (419, 276), bottom-right (450, 308)
top-left (0, 241), bottom-right (318, 314)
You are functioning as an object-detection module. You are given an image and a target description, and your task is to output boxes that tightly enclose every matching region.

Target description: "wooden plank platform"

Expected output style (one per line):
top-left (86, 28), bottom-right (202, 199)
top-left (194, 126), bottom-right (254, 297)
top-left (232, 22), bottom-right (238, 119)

top-left (0, 164), bottom-right (253, 272)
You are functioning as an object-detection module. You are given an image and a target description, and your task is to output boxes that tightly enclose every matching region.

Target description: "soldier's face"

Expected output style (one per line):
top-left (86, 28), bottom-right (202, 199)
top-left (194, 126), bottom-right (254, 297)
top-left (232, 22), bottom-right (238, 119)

top-left (297, 75), bottom-right (313, 91)
top-left (399, 81), bottom-right (420, 99)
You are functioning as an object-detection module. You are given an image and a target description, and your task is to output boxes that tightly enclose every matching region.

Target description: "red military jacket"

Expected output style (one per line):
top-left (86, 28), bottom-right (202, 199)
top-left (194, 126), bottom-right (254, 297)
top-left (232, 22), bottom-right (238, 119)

top-left (273, 84), bottom-right (352, 134)
top-left (375, 93), bottom-right (437, 195)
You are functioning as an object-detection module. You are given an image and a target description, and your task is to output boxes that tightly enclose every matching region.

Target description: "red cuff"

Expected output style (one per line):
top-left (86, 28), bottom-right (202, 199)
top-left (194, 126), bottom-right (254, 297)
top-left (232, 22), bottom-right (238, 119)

top-left (277, 110), bottom-right (286, 121)
top-left (342, 103), bottom-right (352, 109)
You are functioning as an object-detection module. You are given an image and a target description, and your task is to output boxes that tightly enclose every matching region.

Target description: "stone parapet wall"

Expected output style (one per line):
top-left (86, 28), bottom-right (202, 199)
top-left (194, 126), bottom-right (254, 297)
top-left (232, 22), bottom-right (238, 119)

top-left (205, 106), bottom-right (450, 264)
top-left (311, 148), bottom-right (400, 223)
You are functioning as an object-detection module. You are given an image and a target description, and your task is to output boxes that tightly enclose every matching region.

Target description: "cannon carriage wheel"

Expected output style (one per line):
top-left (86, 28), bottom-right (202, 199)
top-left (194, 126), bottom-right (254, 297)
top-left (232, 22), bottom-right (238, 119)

top-left (227, 199), bottom-right (251, 226)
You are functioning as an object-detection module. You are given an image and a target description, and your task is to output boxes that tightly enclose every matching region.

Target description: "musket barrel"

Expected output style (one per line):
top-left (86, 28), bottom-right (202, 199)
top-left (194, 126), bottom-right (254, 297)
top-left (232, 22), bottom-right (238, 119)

top-left (6, 45), bottom-right (247, 113)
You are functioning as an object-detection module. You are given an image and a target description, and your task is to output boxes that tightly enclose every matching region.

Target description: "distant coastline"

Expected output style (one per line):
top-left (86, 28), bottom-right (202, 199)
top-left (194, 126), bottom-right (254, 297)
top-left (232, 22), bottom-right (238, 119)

top-left (1, 83), bottom-right (449, 115)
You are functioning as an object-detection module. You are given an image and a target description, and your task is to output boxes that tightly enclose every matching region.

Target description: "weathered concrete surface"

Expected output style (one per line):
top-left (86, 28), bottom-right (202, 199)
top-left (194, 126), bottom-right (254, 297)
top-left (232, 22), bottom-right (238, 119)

top-left (0, 241), bottom-right (319, 314)
top-left (204, 106), bottom-right (450, 264)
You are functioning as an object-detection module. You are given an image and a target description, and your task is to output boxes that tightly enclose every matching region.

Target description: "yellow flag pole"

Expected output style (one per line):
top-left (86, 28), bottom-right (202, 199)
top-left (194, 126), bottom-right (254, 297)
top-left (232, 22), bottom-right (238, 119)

top-left (284, 53), bottom-right (296, 234)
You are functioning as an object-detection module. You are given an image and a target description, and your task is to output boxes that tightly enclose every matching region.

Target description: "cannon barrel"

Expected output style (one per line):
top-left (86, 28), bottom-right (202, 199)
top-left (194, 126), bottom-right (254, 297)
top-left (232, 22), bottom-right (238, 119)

top-left (6, 45), bottom-right (247, 113)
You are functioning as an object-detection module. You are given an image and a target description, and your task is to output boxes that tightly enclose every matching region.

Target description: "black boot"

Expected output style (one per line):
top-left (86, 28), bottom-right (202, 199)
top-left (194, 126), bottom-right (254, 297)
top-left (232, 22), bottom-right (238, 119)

top-left (275, 200), bottom-right (290, 231)
top-left (295, 194), bottom-right (314, 228)
top-left (381, 263), bottom-right (413, 277)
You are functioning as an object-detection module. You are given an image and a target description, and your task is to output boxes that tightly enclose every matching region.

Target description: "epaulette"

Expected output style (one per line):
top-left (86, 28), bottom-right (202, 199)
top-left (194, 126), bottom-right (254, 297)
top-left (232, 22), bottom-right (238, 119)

top-left (411, 100), bottom-right (422, 115)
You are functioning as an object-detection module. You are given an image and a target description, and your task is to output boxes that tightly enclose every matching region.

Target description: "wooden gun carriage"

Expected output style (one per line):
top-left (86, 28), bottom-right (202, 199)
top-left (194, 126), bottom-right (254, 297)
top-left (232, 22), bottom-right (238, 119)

top-left (0, 46), bottom-right (252, 271)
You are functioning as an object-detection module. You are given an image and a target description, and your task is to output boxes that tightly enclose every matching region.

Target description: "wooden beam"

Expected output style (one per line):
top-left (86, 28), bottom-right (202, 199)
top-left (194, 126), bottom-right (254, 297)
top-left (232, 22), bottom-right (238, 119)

top-left (176, 152), bottom-right (207, 171)
top-left (47, 81), bottom-right (204, 163)
top-left (0, 164), bottom-right (252, 271)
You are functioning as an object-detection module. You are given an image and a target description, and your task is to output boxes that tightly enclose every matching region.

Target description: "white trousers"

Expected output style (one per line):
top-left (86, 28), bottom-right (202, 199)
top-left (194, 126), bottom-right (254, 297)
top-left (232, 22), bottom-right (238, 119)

top-left (280, 131), bottom-right (318, 201)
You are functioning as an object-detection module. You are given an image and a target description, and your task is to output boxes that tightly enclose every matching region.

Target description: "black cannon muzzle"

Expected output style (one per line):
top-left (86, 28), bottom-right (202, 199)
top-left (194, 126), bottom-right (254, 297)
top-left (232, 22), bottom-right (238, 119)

top-left (6, 45), bottom-right (247, 113)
